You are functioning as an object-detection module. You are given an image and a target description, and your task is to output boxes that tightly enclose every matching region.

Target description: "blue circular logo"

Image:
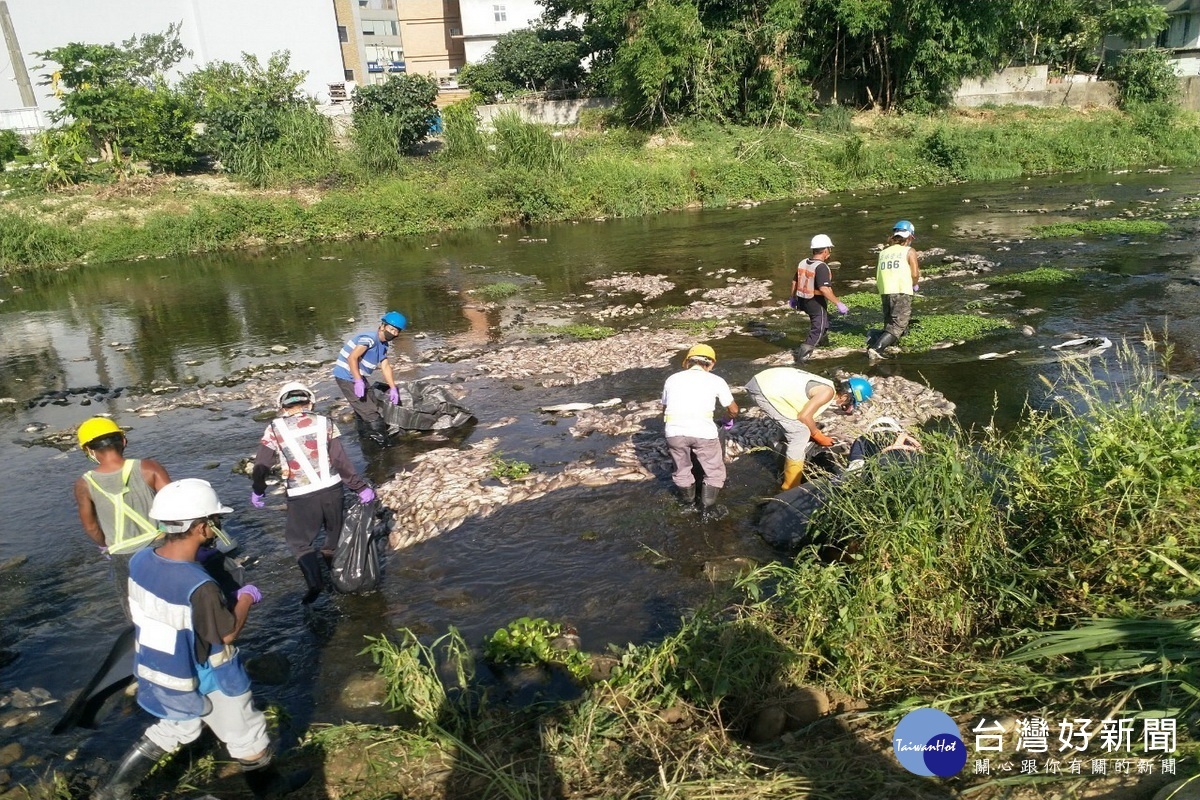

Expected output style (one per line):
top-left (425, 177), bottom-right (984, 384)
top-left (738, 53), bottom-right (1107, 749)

top-left (893, 708), bottom-right (967, 777)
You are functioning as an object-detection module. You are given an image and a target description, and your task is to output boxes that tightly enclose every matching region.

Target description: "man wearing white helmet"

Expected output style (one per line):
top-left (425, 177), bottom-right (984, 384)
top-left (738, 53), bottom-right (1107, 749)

top-left (249, 382), bottom-right (374, 604)
top-left (868, 220), bottom-right (921, 360)
top-left (790, 234), bottom-right (849, 363)
top-left (95, 479), bottom-right (309, 800)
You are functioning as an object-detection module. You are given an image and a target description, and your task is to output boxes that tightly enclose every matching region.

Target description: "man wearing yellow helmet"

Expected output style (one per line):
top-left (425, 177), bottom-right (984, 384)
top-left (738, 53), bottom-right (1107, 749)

top-left (73, 417), bottom-right (171, 611)
top-left (661, 344), bottom-right (739, 514)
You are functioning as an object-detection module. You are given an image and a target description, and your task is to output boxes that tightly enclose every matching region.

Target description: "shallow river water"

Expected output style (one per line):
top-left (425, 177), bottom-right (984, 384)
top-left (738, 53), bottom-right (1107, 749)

top-left (2, 166), bottom-right (1200, 778)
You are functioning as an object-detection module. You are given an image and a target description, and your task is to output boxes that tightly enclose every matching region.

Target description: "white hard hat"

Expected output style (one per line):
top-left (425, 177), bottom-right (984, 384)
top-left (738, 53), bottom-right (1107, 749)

top-left (277, 381), bottom-right (315, 408)
top-left (810, 234), bottom-right (834, 250)
top-left (150, 479), bottom-right (233, 533)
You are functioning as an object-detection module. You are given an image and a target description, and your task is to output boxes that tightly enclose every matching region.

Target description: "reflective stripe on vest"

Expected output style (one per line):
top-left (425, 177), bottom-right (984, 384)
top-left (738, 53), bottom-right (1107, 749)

top-left (794, 258), bottom-right (823, 300)
top-left (85, 460), bottom-right (161, 555)
top-left (876, 244), bottom-right (913, 295)
top-left (270, 414), bottom-right (342, 496)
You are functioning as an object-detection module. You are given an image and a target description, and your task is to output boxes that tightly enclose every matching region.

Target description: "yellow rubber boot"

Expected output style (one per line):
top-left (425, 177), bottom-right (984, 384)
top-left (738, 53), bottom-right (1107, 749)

top-left (780, 459), bottom-right (805, 491)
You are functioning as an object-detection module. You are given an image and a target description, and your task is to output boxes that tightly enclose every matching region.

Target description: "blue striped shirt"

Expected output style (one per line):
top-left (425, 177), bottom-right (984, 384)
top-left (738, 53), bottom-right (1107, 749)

top-left (333, 330), bottom-right (389, 381)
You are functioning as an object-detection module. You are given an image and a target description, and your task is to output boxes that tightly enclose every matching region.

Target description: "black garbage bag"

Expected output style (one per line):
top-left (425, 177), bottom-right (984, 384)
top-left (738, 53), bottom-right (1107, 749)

top-left (757, 478), bottom-right (837, 551)
top-left (331, 498), bottom-right (384, 594)
top-left (371, 378), bottom-right (475, 432)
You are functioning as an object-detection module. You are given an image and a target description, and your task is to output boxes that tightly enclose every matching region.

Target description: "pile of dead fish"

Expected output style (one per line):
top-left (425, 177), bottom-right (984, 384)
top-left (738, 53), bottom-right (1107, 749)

top-left (376, 376), bottom-right (955, 551)
top-left (697, 278), bottom-right (774, 307)
top-left (377, 436), bottom-right (655, 550)
top-left (468, 327), bottom-right (736, 386)
top-left (587, 273), bottom-right (675, 300)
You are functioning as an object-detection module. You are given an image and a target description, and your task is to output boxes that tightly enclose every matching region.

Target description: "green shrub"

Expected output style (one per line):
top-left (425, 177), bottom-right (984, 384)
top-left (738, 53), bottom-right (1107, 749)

top-left (492, 111), bottom-right (568, 174)
top-left (483, 617), bottom-right (590, 680)
top-left (489, 455), bottom-right (533, 479)
top-left (918, 126), bottom-right (969, 178)
top-left (1110, 48), bottom-right (1180, 109)
top-left (352, 73), bottom-right (440, 155)
top-left (0, 129), bottom-right (28, 167)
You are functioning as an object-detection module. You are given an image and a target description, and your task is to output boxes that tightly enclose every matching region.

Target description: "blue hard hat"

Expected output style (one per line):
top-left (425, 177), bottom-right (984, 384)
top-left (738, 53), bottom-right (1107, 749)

top-left (892, 219), bottom-right (916, 237)
top-left (847, 376), bottom-right (873, 404)
top-left (381, 311), bottom-right (407, 330)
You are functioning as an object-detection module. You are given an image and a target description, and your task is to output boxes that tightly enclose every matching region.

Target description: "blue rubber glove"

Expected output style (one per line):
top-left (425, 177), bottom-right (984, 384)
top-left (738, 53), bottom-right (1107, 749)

top-left (388, 386), bottom-right (400, 405)
top-left (250, 492), bottom-right (265, 509)
top-left (237, 584), bottom-right (263, 605)
top-left (836, 302), bottom-right (849, 315)
top-left (359, 487), bottom-right (376, 504)
top-left (353, 378), bottom-right (367, 399)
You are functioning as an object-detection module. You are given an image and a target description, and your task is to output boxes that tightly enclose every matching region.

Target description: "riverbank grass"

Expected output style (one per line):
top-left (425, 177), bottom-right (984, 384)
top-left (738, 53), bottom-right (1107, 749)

top-left (4, 107), bottom-right (1200, 273)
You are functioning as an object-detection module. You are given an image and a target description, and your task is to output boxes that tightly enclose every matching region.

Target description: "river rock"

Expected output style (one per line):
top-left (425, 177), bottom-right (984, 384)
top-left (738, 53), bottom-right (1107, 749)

top-left (271, 345), bottom-right (289, 353)
top-left (586, 655), bottom-right (620, 683)
top-left (0, 744), bottom-right (21, 768)
top-left (0, 556), bottom-right (26, 572)
top-left (783, 687), bottom-right (830, 728)
top-left (244, 652), bottom-right (291, 685)
top-left (746, 706), bottom-right (788, 743)
top-left (339, 673), bottom-right (388, 709)
top-left (0, 768), bottom-right (9, 785)
top-left (703, 557), bottom-right (757, 583)
top-left (1154, 780), bottom-right (1200, 800)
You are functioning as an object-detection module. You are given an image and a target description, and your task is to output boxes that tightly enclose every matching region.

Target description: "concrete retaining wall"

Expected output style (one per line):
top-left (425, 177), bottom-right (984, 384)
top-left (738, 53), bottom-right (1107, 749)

top-left (954, 66), bottom-right (1117, 108)
top-left (476, 97), bottom-right (616, 127)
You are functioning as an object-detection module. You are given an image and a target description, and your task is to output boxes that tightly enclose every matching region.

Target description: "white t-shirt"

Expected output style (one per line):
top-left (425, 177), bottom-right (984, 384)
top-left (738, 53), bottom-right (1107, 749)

top-left (661, 367), bottom-right (735, 439)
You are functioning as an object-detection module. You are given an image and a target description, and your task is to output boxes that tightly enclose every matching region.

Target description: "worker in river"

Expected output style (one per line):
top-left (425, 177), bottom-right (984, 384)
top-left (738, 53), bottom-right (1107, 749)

top-left (332, 311), bottom-right (407, 445)
top-left (790, 233), bottom-right (849, 363)
top-left (661, 344), bottom-right (738, 514)
top-left (744, 368), bottom-right (872, 490)
top-left (74, 417), bottom-right (171, 613)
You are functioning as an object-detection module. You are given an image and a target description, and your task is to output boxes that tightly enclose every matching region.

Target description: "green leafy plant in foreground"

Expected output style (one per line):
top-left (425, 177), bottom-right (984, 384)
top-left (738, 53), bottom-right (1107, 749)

top-left (484, 617), bottom-right (590, 680)
top-left (489, 455), bottom-right (533, 480)
top-left (1032, 219), bottom-right (1169, 238)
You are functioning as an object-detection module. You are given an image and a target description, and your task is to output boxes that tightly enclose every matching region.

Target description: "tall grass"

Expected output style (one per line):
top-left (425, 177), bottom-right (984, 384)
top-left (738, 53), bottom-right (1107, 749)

top-left (442, 101), bottom-right (487, 161)
top-left (491, 111), bottom-right (568, 174)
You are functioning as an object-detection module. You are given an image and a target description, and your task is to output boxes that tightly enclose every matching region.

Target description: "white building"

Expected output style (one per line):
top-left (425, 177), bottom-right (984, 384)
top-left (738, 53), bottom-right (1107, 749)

top-left (456, 0), bottom-right (542, 64)
top-left (0, 0), bottom-right (345, 130)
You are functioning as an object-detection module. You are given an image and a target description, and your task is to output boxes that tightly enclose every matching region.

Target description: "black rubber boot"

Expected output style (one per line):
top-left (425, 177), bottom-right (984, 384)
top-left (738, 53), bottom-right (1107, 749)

top-left (297, 552), bottom-right (324, 605)
top-left (93, 736), bottom-right (166, 800)
top-left (792, 343), bottom-right (815, 363)
top-left (242, 761), bottom-right (313, 799)
top-left (367, 418), bottom-right (388, 446)
top-left (701, 484), bottom-right (720, 509)
top-left (676, 483), bottom-right (697, 507)
top-left (868, 331), bottom-right (897, 360)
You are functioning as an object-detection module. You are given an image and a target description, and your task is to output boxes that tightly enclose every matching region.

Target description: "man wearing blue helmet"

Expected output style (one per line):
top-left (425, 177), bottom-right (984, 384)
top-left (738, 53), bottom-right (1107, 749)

top-left (333, 311), bottom-right (407, 445)
top-left (869, 220), bottom-right (921, 360)
top-left (745, 368), bottom-right (872, 490)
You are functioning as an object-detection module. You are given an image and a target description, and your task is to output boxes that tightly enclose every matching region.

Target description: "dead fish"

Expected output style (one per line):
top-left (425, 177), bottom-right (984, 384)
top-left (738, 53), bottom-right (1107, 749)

top-left (540, 398), bottom-right (622, 413)
top-left (978, 350), bottom-right (1019, 360)
top-left (1051, 336), bottom-right (1112, 355)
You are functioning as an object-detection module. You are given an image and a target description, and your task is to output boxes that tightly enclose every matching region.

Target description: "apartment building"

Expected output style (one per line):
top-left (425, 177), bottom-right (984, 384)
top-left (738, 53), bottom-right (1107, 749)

top-left (397, 0), bottom-right (465, 84)
top-left (456, 0), bottom-right (542, 63)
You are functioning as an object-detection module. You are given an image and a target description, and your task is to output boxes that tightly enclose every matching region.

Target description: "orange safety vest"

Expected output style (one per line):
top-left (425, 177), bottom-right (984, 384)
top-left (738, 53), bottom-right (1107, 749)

top-left (794, 258), bottom-right (825, 300)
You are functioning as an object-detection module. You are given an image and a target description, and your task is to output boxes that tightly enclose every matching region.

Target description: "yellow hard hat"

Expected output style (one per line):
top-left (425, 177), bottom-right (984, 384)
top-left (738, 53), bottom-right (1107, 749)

top-left (683, 344), bottom-right (717, 367)
top-left (77, 417), bottom-right (124, 450)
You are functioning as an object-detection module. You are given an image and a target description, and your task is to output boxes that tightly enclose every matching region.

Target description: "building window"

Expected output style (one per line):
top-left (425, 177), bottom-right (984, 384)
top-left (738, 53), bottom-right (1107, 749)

top-left (344, 69), bottom-right (355, 81)
top-left (338, 25), bottom-right (349, 42)
top-left (494, 4), bottom-right (507, 22)
top-left (362, 22), bottom-right (375, 35)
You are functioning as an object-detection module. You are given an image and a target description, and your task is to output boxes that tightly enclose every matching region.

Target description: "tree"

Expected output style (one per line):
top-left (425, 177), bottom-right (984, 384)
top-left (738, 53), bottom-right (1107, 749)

top-left (459, 29), bottom-right (584, 100)
top-left (37, 23), bottom-right (196, 170)
top-left (612, 0), bottom-right (704, 124)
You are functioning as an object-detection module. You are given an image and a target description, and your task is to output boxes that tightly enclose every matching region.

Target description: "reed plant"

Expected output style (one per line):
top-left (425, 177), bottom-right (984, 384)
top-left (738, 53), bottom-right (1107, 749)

top-left (441, 101), bottom-right (487, 161)
top-left (491, 111), bottom-right (569, 174)
top-left (1007, 338), bottom-right (1200, 613)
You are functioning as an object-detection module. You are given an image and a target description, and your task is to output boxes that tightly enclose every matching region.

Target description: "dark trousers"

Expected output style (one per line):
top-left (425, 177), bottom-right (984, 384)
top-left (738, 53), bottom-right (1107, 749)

top-left (881, 293), bottom-right (913, 339)
top-left (335, 377), bottom-right (382, 426)
top-left (801, 297), bottom-right (830, 348)
top-left (284, 484), bottom-right (345, 558)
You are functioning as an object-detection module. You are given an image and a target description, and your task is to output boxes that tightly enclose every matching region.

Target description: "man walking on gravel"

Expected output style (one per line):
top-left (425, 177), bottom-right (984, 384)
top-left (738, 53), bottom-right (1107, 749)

top-left (790, 233), bottom-right (848, 363)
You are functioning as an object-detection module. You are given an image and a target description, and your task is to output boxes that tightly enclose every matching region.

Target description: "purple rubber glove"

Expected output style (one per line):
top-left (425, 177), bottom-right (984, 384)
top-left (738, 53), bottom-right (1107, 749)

top-left (237, 584), bottom-right (263, 605)
top-left (196, 546), bottom-right (218, 564)
top-left (97, 544), bottom-right (111, 561)
top-left (250, 491), bottom-right (265, 509)
top-left (912, 284), bottom-right (919, 293)
top-left (835, 302), bottom-right (849, 315)
top-left (387, 386), bottom-right (400, 405)
top-left (788, 296), bottom-right (801, 310)
top-left (721, 417), bottom-right (735, 430)
top-left (353, 378), bottom-right (367, 399)
top-left (359, 487), bottom-right (376, 504)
